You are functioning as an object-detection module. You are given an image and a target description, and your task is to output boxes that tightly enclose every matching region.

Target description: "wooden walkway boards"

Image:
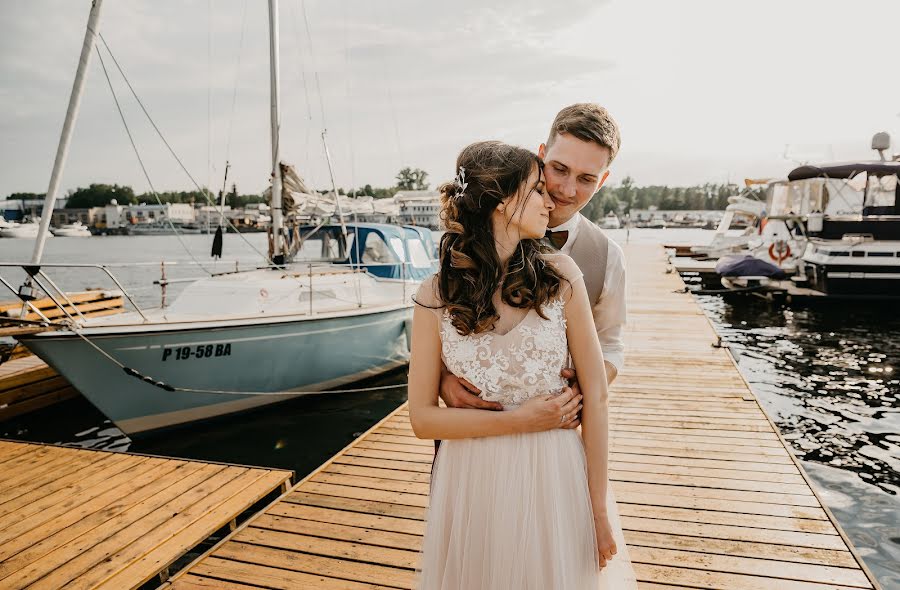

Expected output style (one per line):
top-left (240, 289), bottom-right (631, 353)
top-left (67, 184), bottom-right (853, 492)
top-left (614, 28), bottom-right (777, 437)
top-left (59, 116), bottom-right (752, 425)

top-left (0, 355), bottom-right (78, 421)
top-left (163, 242), bottom-right (881, 590)
top-left (0, 440), bottom-right (292, 590)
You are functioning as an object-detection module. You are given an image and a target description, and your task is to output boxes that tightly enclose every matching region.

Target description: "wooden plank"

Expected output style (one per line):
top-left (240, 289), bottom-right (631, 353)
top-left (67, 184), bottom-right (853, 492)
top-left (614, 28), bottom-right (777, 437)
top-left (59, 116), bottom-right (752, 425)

top-left (0, 452), bottom-right (128, 515)
top-left (632, 563), bottom-right (865, 590)
top-left (0, 463), bottom-right (228, 588)
top-left (616, 503), bottom-right (837, 535)
top-left (628, 546), bottom-right (872, 588)
top-left (610, 451), bottom-right (800, 474)
top-left (333, 454), bottom-right (433, 474)
top-left (610, 460), bottom-right (806, 484)
top-left (610, 480), bottom-right (822, 508)
top-left (620, 516), bottom-right (848, 551)
top-left (168, 573), bottom-right (268, 590)
top-left (0, 455), bottom-right (155, 544)
top-left (624, 530), bottom-right (858, 569)
top-left (39, 467), bottom-right (250, 590)
top-left (616, 491), bottom-right (828, 520)
top-left (213, 542), bottom-right (415, 589)
top-left (0, 387), bottom-right (79, 421)
top-left (266, 504), bottom-right (425, 537)
top-left (0, 291), bottom-right (116, 314)
top-left (84, 470), bottom-right (290, 590)
top-left (285, 492), bottom-right (426, 521)
top-left (232, 526), bottom-right (419, 569)
top-left (251, 514), bottom-right (423, 551)
top-left (0, 460), bottom-right (185, 566)
top-left (188, 558), bottom-right (397, 589)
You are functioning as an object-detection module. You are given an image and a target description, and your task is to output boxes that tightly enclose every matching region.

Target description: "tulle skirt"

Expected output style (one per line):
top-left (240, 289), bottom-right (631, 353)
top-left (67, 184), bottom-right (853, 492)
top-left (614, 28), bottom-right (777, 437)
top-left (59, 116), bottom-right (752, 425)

top-left (417, 428), bottom-right (637, 590)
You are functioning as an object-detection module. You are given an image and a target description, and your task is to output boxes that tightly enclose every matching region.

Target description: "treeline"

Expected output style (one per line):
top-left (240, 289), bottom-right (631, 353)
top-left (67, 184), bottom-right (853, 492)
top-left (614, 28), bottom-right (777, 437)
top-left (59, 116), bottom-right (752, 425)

top-left (580, 177), bottom-right (742, 221)
top-left (4, 184), bottom-right (266, 209)
top-left (5, 173), bottom-right (744, 221)
top-left (4, 167), bottom-right (432, 208)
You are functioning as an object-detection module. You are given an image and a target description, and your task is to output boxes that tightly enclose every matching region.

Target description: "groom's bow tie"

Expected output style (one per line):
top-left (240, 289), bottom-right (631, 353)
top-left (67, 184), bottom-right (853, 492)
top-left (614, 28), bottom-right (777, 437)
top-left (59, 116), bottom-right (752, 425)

top-left (545, 230), bottom-right (569, 250)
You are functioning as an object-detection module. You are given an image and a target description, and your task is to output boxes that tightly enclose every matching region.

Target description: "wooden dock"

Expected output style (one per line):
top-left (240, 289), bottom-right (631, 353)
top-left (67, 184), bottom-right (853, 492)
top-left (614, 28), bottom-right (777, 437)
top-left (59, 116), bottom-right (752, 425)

top-left (0, 355), bottom-right (77, 421)
top-left (0, 440), bottom-right (292, 590)
top-left (163, 243), bottom-right (881, 590)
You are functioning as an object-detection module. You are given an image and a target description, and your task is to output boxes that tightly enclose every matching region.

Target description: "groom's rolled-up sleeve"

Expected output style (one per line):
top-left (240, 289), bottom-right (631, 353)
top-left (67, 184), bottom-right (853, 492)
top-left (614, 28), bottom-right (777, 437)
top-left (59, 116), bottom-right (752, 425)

top-left (593, 240), bottom-right (626, 375)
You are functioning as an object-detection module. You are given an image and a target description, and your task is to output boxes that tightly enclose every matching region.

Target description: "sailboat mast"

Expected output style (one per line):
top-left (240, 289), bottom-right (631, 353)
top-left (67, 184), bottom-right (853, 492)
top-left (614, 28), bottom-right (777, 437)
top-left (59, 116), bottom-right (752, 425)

top-left (31, 0), bottom-right (105, 265)
top-left (268, 0), bottom-right (285, 264)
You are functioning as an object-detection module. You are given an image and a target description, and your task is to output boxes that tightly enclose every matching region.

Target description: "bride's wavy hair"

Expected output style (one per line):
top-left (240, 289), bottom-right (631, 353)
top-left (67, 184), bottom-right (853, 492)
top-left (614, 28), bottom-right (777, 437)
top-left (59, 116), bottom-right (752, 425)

top-left (436, 141), bottom-right (565, 336)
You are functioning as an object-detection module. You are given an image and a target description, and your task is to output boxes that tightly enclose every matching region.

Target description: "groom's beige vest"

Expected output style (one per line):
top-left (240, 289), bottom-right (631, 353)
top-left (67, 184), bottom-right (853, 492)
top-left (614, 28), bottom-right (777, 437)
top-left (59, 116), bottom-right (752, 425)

top-left (569, 214), bottom-right (609, 305)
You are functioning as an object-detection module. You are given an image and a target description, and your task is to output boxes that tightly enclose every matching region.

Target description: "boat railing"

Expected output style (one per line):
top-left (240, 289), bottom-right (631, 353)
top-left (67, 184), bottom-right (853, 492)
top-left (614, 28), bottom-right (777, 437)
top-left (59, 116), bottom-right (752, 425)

top-left (0, 261), bottom-right (150, 326)
top-left (0, 257), bottom-right (438, 326)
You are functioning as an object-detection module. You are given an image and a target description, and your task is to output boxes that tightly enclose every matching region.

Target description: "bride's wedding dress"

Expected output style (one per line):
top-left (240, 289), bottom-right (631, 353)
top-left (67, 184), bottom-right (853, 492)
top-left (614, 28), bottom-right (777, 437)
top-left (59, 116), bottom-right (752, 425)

top-left (415, 271), bottom-right (638, 589)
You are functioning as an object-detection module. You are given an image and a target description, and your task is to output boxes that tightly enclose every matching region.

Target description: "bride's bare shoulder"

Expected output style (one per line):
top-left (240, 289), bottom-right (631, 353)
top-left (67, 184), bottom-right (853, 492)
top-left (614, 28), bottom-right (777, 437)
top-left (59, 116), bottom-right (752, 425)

top-left (413, 273), bottom-right (444, 311)
top-left (543, 253), bottom-right (582, 283)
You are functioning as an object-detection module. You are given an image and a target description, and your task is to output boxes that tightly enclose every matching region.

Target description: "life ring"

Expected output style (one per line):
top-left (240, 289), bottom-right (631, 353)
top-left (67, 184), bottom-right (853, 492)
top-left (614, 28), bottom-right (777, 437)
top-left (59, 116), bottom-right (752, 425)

top-left (768, 241), bottom-right (791, 263)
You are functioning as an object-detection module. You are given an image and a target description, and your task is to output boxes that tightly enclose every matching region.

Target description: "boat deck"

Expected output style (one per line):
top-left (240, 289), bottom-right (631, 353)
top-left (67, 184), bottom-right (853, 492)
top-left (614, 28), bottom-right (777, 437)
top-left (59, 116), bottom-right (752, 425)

top-left (0, 440), bottom-right (292, 590)
top-left (162, 242), bottom-right (881, 590)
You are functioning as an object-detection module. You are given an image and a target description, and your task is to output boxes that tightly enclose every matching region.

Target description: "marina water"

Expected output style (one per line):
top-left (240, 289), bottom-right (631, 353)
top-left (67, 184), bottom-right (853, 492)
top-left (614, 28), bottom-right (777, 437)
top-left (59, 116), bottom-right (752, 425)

top-left (1, 229), bottom-right (897, 588)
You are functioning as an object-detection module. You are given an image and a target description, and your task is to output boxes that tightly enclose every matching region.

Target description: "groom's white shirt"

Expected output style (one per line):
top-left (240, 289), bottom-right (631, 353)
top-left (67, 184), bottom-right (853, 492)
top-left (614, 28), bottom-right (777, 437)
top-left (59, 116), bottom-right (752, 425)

top-left (547, 212), bottom-right (626, 374)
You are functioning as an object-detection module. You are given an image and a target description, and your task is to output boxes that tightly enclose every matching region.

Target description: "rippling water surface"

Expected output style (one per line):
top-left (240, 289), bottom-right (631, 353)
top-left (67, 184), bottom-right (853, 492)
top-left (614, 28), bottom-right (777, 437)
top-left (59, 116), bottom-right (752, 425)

top-left (1, 229), bottom-right (898, 588)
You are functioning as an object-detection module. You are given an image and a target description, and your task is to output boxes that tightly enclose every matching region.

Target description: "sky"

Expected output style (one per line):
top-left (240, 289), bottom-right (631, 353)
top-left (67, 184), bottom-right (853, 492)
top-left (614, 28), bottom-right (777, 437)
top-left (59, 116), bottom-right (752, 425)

top-left (1, 0), bottom-right (899, 199)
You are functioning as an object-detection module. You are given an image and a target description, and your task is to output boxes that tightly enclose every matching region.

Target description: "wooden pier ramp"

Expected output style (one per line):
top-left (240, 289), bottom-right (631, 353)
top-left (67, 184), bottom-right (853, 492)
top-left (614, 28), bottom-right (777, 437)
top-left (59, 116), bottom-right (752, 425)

top-left (0, 440), bottom-right (292, 590)
top-left (163, 242), bottom-right (881, 590)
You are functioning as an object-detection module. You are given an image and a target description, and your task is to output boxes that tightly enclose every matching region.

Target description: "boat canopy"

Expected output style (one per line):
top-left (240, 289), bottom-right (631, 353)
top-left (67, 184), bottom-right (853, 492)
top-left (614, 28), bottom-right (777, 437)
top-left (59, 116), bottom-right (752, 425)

top-left (297, 222), bottom-right (437, 280)
top-left (788, 161), bottom-right (900, 181)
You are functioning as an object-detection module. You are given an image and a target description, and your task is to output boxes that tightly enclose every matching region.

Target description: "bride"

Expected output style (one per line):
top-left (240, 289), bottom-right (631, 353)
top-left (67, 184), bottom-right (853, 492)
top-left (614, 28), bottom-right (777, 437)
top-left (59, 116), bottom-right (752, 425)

top-left (408, 141), bottom-right (637, 589)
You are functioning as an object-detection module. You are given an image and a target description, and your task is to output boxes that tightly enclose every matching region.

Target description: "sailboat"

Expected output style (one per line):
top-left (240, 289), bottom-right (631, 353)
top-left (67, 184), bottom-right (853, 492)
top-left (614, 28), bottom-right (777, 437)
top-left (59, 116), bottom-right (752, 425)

top-left (8, 0), bottom-right (435, 435)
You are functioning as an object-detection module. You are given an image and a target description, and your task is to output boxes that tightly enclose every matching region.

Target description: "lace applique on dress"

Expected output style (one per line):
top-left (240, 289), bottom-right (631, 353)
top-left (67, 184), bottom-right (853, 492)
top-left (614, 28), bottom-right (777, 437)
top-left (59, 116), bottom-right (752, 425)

top-left (439, 298), bottom-right (569, 408)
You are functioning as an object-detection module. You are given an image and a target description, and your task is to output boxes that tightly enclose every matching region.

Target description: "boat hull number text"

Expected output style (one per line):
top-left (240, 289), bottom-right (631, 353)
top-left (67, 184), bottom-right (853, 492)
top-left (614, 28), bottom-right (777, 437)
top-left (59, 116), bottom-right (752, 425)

top-left (162, 343), bottom-right (232, 361)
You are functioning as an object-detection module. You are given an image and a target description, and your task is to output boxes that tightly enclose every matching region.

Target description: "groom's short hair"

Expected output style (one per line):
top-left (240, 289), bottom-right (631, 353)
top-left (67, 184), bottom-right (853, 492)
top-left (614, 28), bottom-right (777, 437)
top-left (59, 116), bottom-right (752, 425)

top-left (547, 103), bottom-right (621, 163)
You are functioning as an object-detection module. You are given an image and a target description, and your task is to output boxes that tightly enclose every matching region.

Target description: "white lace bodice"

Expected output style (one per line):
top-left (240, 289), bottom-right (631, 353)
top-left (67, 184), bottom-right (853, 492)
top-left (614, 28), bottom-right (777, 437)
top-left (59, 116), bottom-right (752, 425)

top-left (438, 298), bottom-right (570, 408)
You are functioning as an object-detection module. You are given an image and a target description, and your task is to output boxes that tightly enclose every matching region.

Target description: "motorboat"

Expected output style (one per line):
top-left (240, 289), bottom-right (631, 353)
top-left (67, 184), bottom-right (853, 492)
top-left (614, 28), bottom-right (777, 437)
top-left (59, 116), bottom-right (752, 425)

top-left (600, 212), bottom-right (620, 229)
top-left (128, 221), bottom-right (202, 235)
top-left (709, 133), bottom-right (900, 298)
top-left (0, 221), bottom-right (44, 239)
top-left (789, 155), bottom-right (900, 297)
top-left (51, 221), bottom-right (92, 237)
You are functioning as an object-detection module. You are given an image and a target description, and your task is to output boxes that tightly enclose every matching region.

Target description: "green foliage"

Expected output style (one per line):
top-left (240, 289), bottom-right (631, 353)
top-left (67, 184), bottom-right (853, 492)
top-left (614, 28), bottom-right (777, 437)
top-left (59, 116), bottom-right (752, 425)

top-left (65, 184), bottom-right (137, 208)
top-left (395, 167), bottom-right (429, 191)
top-left (223, 184), bottom-right (266, 208)
top-left (580, 176), bottom-right (741, 223)
top-left (5, 192), bottom-right (44, 200)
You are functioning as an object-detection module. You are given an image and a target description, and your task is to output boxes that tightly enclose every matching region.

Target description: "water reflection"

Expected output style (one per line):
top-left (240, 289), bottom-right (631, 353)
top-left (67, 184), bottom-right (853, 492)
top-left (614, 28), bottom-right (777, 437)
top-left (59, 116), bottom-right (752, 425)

top-left (698, 294), bottom-right (900, 586)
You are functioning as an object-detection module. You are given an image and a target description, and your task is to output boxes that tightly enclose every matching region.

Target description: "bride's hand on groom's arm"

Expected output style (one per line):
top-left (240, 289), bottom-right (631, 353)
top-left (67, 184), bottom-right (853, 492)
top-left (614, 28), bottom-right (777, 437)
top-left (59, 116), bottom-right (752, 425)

top-left (439, 372), bottom-right (503, 411)
top-left (512, 387), bottom-right (582, 432)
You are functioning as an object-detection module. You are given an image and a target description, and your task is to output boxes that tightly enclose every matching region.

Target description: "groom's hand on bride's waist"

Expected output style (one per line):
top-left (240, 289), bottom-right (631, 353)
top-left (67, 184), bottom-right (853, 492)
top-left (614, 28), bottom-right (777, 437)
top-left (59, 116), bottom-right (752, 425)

top-left (439, 373), bottom-right (503, 411)
top-left (559, 367), bottom-right (582, 429)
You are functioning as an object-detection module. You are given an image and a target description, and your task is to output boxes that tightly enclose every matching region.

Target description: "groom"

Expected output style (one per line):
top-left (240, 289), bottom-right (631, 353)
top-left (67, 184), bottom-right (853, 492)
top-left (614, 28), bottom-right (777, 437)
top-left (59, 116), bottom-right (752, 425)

top-left (440, 103), bottom-right (625, 420)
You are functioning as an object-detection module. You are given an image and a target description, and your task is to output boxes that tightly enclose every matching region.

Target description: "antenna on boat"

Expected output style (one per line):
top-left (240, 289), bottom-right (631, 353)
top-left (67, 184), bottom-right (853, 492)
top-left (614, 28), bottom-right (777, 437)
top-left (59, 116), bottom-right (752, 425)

top-left (30, 0), bottom-right (105, 268)
top-left (268, 0), bottom-right (286, 266)
top-left (872, 132), bottom-right (891, 162)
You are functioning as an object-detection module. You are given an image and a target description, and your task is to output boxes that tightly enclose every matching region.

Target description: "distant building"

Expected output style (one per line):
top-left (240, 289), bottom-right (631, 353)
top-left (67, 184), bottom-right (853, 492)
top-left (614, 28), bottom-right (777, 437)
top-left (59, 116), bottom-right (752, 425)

top-left (0, 198), bottom-right (68, 222)
top-left (51, 207), bottom-right (97, 226)
top-left (124, 203), bottom-right (195, 225)
top-left (395, 190), bottom-right (441, 229)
